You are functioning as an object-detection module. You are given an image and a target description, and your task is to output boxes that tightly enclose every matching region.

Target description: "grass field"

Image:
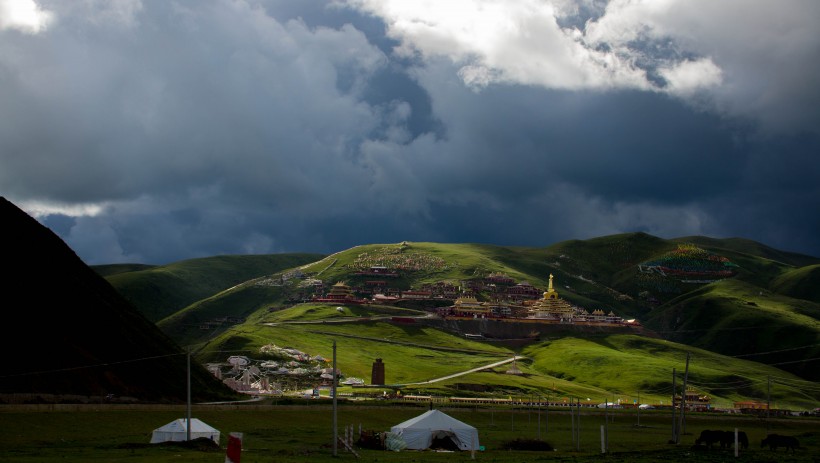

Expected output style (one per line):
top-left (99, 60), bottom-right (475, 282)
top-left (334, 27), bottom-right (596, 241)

top-left (1, 402), bottom-right (817, 462)
top-left (191, 313), bottom-right (819, 411)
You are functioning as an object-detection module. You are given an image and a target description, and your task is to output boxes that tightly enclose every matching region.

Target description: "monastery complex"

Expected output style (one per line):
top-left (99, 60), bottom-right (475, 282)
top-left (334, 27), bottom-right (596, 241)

top-left (309, 269), bottom-right (635, 327)
top-left (441, 273), bottom-right (633, 326)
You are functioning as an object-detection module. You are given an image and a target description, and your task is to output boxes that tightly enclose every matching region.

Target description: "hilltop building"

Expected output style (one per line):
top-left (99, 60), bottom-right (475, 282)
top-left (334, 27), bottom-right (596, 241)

top-left (528, 274), bottom-right (576, 322)
top-left (312, 281), bottom-right (368, 304)
top-left (439, 272), bottom-right (632, 327)
top-left (451, 296), bottom-right (492, 317)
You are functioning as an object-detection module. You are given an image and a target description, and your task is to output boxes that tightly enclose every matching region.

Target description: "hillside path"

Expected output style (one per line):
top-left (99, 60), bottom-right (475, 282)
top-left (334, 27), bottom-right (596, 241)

top-left (395, 355), bottom-right (527, 386)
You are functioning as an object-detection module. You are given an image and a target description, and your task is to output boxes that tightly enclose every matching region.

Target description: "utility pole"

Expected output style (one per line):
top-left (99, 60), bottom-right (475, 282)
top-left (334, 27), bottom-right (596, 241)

top-left (571, 397), bottom-right (576, 447)
top-left (547, 387), bottom-right (552, 434)
top-left (576, 397), bottom-right (581, 451)
top-left (767, 375), bottom-right (771, 431)
top-left (671, 368), bottom-right (677, 444)
top-left (604, 397), bottom-right (609, 452)
top-left (332, 340), bottom-right (338, 457)
top-left (679, 352), bottom-right (690, 441)
top-left (186, 348), bottom-right (191, 442)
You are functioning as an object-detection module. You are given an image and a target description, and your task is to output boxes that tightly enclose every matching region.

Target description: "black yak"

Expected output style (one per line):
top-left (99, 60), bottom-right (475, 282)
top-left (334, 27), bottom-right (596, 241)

top-left (695, 430), bottom-right (724, 448)
top-left (738, 431), bottom-right (749, 449)
top-left (719, 430), bottom-right (749, 449)
top-left (761, 434), bottom-right (799, 452)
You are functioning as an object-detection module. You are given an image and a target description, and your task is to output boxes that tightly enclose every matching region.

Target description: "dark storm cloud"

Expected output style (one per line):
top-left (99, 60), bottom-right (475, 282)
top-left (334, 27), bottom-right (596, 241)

top-left (1, 0), bottom-right (819, 264)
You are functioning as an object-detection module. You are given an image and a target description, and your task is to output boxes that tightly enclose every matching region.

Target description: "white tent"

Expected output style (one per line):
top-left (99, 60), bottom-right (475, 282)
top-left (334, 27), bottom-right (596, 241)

top-left (150, 418), bottom-right (220, 444)
top-left (390, 409), bottom-right (479, 451)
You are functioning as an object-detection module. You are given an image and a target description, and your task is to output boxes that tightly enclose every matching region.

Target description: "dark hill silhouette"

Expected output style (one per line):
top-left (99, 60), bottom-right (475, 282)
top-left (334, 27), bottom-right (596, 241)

top-left (0, 197), bottom-right (237, 403)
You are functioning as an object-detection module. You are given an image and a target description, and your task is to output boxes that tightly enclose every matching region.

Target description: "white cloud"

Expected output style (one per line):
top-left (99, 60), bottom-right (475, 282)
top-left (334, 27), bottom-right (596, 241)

top-left (659, 58), bottom-right (722, 96)
top-left (0, 0), bottom-right (53, 33)
top-left (347, 0), bottom-right (820, 132)
top-left (349, 0), bottom-right (649, 90)
top-left (17, 199), bottom-right (106, 218)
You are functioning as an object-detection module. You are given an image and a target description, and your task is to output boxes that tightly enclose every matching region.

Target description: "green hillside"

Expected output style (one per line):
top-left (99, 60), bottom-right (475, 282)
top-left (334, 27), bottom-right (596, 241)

top-left (522, 335), bottom-right (818, 410)
top-left (673, 236), bottom-right (820, 268)
top-left (100, 253), bottom-right (324, 322)
top-left (770, 264), bottom-right (820, 303)
top-left (191, 304), bottom-right (819, 410)
top-left (110, 234), bottom-right (820, 409)
top-left (644, 278), bottom-right (820, 380)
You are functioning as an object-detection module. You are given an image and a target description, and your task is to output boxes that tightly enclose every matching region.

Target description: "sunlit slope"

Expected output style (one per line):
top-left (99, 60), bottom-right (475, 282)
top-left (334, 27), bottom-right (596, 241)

top-left (197, 318), bottom-right (509, 383)
top-left (260, 302), bottom-right (426, 322)
top-left (644, 278), bottom-right (820, 381)
top-left (770, 264), bottom-right (820, 303)
top-left (160, 242), bottom-right (570, 346)
top-left (110, 236), bottom-right (820, 331)
top-left (522, 334), bottom-right (819, 410)
top-left (303, 242), bottom-right (555, 289)
top-left (673, 236), bottom-right (820, 268)
top-left (301, 237), bottom-right (681, 318)
top-left (103, 253), bottom-right (324, 322)
top-left (195, 314), bottom-right (618, 402)
top-left (193, 306), bottom-right (819, 409)
top-left (155, 238), bottom-right (820, 375)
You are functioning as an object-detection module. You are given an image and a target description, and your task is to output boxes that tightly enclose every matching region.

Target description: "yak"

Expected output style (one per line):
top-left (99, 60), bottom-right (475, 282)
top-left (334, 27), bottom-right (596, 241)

top-left (737, 431), bottom-right (749, 450)
top-left (695, 430), bottom-right (724, 448)
top-left (696, 430), bottom-right (748, 450)
top-left (719, 430), bottom-right (749, 449)
top-left (761, 434), bottom-right (799, 452)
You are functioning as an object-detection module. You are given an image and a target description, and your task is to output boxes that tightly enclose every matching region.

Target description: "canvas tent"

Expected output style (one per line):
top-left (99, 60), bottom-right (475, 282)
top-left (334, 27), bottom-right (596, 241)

top-left (390, 409), bottom-right (479, 451)
top-left (150, 418), bottom-right (220, 444)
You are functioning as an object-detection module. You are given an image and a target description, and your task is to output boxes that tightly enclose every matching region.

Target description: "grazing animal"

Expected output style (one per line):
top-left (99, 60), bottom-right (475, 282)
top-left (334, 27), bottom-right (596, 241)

top-left (719, 430), bottom-right (733, 449)
top-left (719, 430), bottom-right (749, 449)
top-left (738, 431), bottom-right (749, 450)
top-left (761, 434), bottom-right (799, 452)
top-left (695, 430), bottom-right (724, 448)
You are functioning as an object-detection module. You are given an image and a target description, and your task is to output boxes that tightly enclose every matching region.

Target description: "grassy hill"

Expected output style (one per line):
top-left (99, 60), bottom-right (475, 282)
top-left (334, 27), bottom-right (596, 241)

top-left (80, 231), bottom-right (820, 410)
top-left (673, 236), bottom-right (820, 268)
top-left (522, 334), bottom-right (818, 410)
top-left (644, 278), bottom-right (820, 381)
top-left (190, 303), bottom-right (819, 410)
top-left (769, 264), bottom-right (820, 303)
top-left (97, 253), bottom-right (324, 322)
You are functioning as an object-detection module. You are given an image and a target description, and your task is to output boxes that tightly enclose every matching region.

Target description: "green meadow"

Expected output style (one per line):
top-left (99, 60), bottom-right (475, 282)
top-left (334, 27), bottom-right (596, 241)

top-left (0, 404), bottom-right (817, 462)
top-left (190, 301), bottom-right (819, 410)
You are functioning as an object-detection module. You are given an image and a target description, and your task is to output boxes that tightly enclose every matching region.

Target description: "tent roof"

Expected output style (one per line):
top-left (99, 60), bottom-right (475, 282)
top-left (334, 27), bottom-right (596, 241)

top-left (153, 418), bottom-right (219, 433)
top-left (391, 409), bottom-right (479, 451)
top-left (393, 409), bottom-right (475, 430)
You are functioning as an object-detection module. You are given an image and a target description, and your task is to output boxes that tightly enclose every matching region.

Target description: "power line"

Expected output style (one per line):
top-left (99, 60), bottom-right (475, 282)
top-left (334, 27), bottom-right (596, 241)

top-left (0, 352), bottom-right (185, 379)
top-left (768, 356), bottom-right (820, 366)
top-left (732, 344), bottom-right (820, 358)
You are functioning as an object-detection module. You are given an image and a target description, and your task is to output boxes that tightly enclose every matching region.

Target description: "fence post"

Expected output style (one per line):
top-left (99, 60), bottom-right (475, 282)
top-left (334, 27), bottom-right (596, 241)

top-left (734, 428), bottom-right (739, 457)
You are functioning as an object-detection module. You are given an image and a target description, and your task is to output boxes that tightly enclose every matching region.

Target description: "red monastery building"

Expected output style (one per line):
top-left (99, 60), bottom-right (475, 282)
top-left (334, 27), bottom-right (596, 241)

top-left (312, 282), bottom-right (368, 304)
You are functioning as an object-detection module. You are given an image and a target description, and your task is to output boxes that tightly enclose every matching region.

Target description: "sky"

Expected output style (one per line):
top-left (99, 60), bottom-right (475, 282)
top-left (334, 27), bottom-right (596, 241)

top-left (1, 0), bottom-right (819, 265)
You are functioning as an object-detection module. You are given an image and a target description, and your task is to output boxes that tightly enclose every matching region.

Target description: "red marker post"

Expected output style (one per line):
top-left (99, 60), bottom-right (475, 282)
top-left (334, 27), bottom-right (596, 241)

top-left (225, 432), bottom-right (243, 463)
